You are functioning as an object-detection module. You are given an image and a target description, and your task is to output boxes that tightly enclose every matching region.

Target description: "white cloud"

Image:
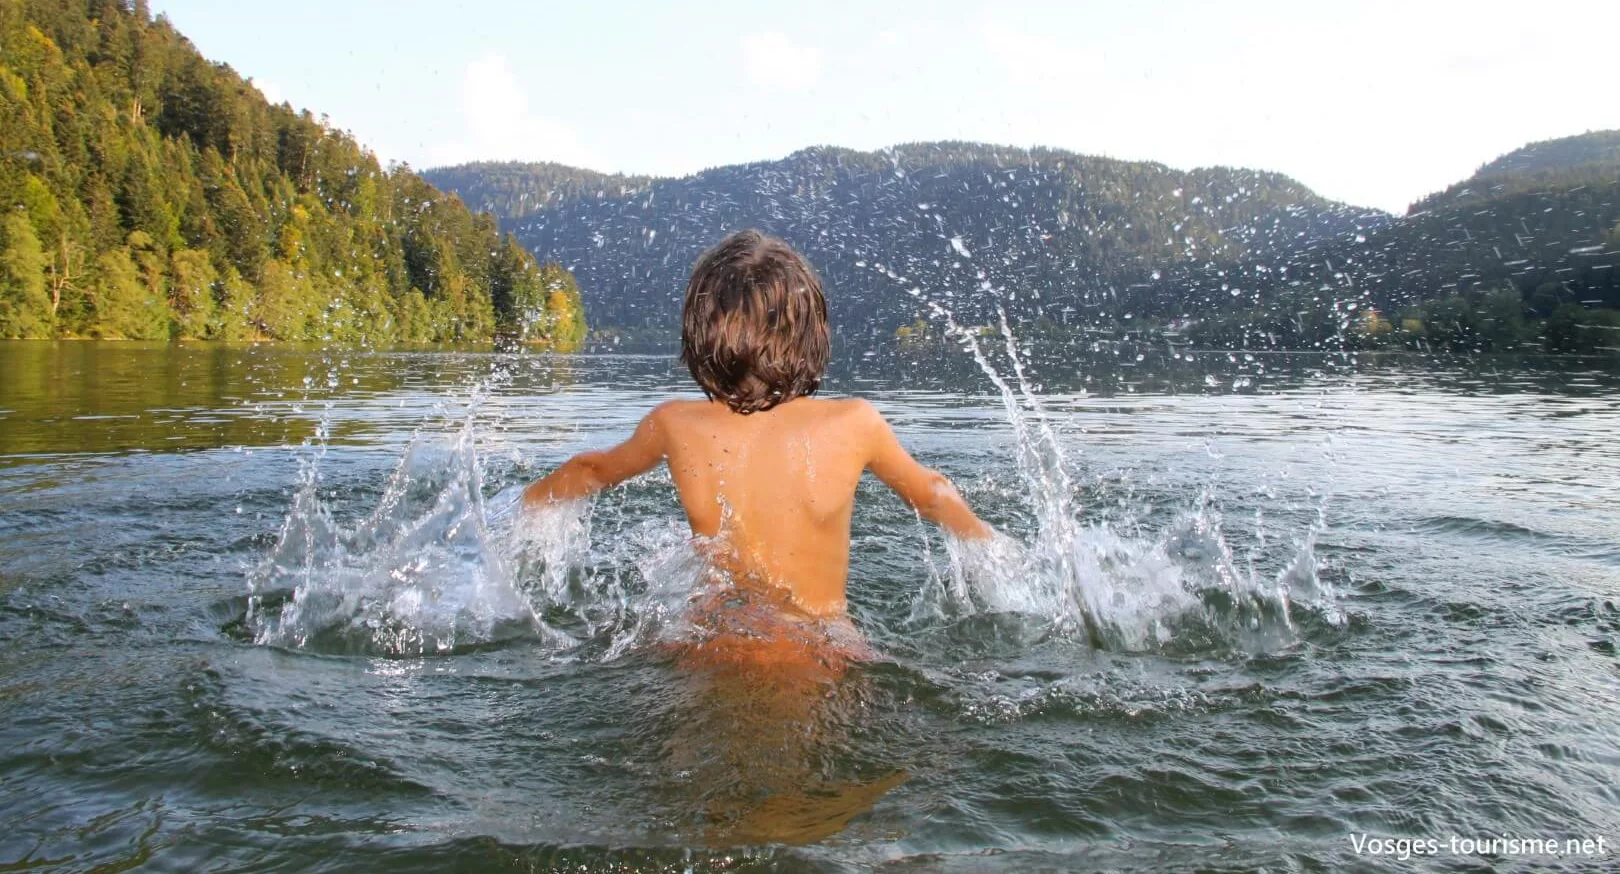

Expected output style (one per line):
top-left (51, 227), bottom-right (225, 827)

top-left (741, 31), bottom-right (822, 90)
top-left (982, 20), bottom-right (1104, 85)
top-left (251, 78), bottom-right (284, 106)
top-left (425, 53), bottom-right (597, 169)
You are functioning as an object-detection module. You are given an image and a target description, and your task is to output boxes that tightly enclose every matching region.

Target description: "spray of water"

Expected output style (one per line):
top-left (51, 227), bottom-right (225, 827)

top-left (243, 358), bottom-right (721, 658)
top-left (247, 222), bottom-right (1341, 657)
top-left (869, 222), bottom-right (1342, 651)
top-left (245, 410), bottom-right (733, 658)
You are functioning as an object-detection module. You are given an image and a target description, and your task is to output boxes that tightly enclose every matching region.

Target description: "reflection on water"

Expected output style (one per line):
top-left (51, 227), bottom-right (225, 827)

top-left (2, 343), bottom-right (1619, 871)
top-left (0, 341), bottom-right (592, 459)
top-left (1, 342), bottom-right (332, 456)
top-left (3, 342), bottom-right (1615, 462)
top-left (663, 611), bottom-right (903, 845)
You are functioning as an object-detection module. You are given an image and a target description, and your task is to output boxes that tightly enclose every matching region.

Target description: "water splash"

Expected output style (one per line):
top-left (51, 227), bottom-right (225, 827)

top-left (926, 502), bottom-right (1337, 652)
top-left (248, 234), bottom-right (1340, 658)
top-left (247, 419), bottom-right (555, 655)
top-left (247, 418), bottom-right (730, 658)
top-left (873, 225), bottom-right (1341, 651)
top-left (246, 348), bottom-right (767, 661)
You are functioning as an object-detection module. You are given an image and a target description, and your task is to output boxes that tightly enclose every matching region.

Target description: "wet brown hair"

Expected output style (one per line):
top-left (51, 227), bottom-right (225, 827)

top-left (680, 230), bottom-right (829, 414)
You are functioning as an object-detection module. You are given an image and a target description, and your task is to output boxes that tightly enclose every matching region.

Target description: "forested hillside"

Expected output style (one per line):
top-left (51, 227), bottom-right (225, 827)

top-left (420, 162), bottom-right (650, 222)
top-left (1191, 132), bottom-right (1620, 353)
top-left (1416, 130), bottom-right (1620, 210)
top-left (0, 0), bottom-right (585, 346)
top-left (432, 133), bottom-right (1620, 357)
top-left (432, 143), bottom-right (1381, 352)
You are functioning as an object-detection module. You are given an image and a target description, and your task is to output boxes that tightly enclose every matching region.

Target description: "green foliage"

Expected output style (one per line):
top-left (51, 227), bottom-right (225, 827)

top-left (395, 289), bottom-right (433, 343)
top-left (0, 210), bottom-right (50, 337)
top-left (167, 246), bottom-right (214, 338)
top-left (1191, 284), bottom-right (1619, 356)
top-left (211, 267), bottom-right (253, 341)
top-left (537, 262), bottom-right (586, 350)
top-left (1543, 303), bottom-right (1620, 354)
top-left (1414, 131), bottom-right (1620, 212)
top-left (88, 245), bottom-right (166, 339)
top-left (250, 258), bottom-right (314, 340)
top-left (0, 0), bottom-right (585, 344)
top-left (1183, 130), bottom-right (1620, 357)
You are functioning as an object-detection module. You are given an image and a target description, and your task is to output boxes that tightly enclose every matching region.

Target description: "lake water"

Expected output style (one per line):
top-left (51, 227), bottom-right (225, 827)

top-left (2, 342), bottom-right (1618, 872)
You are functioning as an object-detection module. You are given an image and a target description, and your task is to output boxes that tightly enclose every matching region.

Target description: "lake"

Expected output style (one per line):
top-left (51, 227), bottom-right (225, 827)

top-left (2, 342), bottom-right (1618, 872)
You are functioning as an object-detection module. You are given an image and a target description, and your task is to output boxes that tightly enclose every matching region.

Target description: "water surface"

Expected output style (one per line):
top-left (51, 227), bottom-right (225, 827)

top-left (2, 342), bottom-right (1618, 872)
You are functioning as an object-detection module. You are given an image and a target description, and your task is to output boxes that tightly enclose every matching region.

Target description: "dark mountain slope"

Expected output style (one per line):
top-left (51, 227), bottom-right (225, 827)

top-left (1415, 130), bottom-right (1620, 212)
top-left (457, 143), bottom-right (1381, 351)
top-left (429, 134), bottom-right (1620, 356)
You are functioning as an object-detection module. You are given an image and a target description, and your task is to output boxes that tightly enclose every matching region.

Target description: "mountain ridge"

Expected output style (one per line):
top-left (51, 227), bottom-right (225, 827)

top-left (1411, 130), bottom-right (1620, 214)
top-left (432, 140), bottom-right (1383, 350)
top-left (428, 132), bottom-right (1620, 356)
top-left (423, 141), bottom-right (1353, 223)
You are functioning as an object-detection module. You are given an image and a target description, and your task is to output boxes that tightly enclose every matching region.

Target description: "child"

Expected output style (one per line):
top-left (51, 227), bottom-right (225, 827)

top-left (523, 229), bottom-right (990, 624)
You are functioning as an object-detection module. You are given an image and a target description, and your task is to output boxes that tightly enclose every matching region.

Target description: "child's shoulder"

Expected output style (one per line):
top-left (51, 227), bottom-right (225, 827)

top-left (788, 396), bottom-right (881, 425)
top-left (649, 398), bottom-right (713, 417)
top-left (641, 398), bottom-right (711, 433)
top-left (821, 396), bottom-right (883, 420)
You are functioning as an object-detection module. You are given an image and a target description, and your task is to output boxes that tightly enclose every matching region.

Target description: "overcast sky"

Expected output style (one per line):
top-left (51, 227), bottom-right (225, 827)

top-left (152, 0), bottom-right (1619, 214)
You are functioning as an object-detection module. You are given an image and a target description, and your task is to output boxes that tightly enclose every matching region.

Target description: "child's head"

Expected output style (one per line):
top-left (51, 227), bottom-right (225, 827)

top-left (681, 230), bottom-right (829, 414)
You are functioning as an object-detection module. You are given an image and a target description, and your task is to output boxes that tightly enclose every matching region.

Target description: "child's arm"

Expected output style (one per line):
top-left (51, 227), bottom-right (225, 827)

top-left (523, 404), bottom-right (668, 505)
top-left (859, 401), bottom-right (992, 539)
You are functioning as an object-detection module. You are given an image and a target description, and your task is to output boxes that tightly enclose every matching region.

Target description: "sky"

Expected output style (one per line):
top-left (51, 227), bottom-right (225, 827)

top-left (150, 0), bottom-right (1620, 214)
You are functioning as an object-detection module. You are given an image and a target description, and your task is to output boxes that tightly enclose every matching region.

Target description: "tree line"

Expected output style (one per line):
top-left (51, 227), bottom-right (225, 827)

top-left (1182, 136), bottom-right (1620, 356)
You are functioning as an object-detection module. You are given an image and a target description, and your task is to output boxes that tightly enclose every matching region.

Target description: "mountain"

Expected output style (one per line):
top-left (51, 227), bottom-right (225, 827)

top-left (1201, 130), bottom-right (1620, 353)
top-left (430, 144), bottom-right (1385, 352)
top-left (432, 133), bottom-right (1620, 356)
top-left (420, 161), bottom-right (652, 222)
top-left (1391, 133), bottom-right (1620, 303)
top-left (0, 0), bottom-right (585, 346)
top-left (1415, 130), bottom-right (1620, 211)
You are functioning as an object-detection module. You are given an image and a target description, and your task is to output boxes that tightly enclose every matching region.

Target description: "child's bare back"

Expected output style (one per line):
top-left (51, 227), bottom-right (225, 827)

top-left (663, 395), bottom-right (872, 612)
top-left (524, 230), bottom-right (988, 627)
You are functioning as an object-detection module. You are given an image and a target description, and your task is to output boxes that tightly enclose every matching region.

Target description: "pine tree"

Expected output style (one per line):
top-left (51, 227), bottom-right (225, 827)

top-left (211, 266), bottom-right (253, 340)
top-left (394, 288), bottom-right (433, 343)
top-left (251, 258), bottom-right (314, 340)
top-left (539, 262), bottom-right (586, 350)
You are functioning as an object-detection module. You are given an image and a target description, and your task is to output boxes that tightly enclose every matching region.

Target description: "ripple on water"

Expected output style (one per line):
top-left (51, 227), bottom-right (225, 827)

top-left (5, 348), bottom-right (1620, 870)
top-left (176, 661), bottom-right (439, 799)
top-left (952, 669), bottom-right (1241, 727)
